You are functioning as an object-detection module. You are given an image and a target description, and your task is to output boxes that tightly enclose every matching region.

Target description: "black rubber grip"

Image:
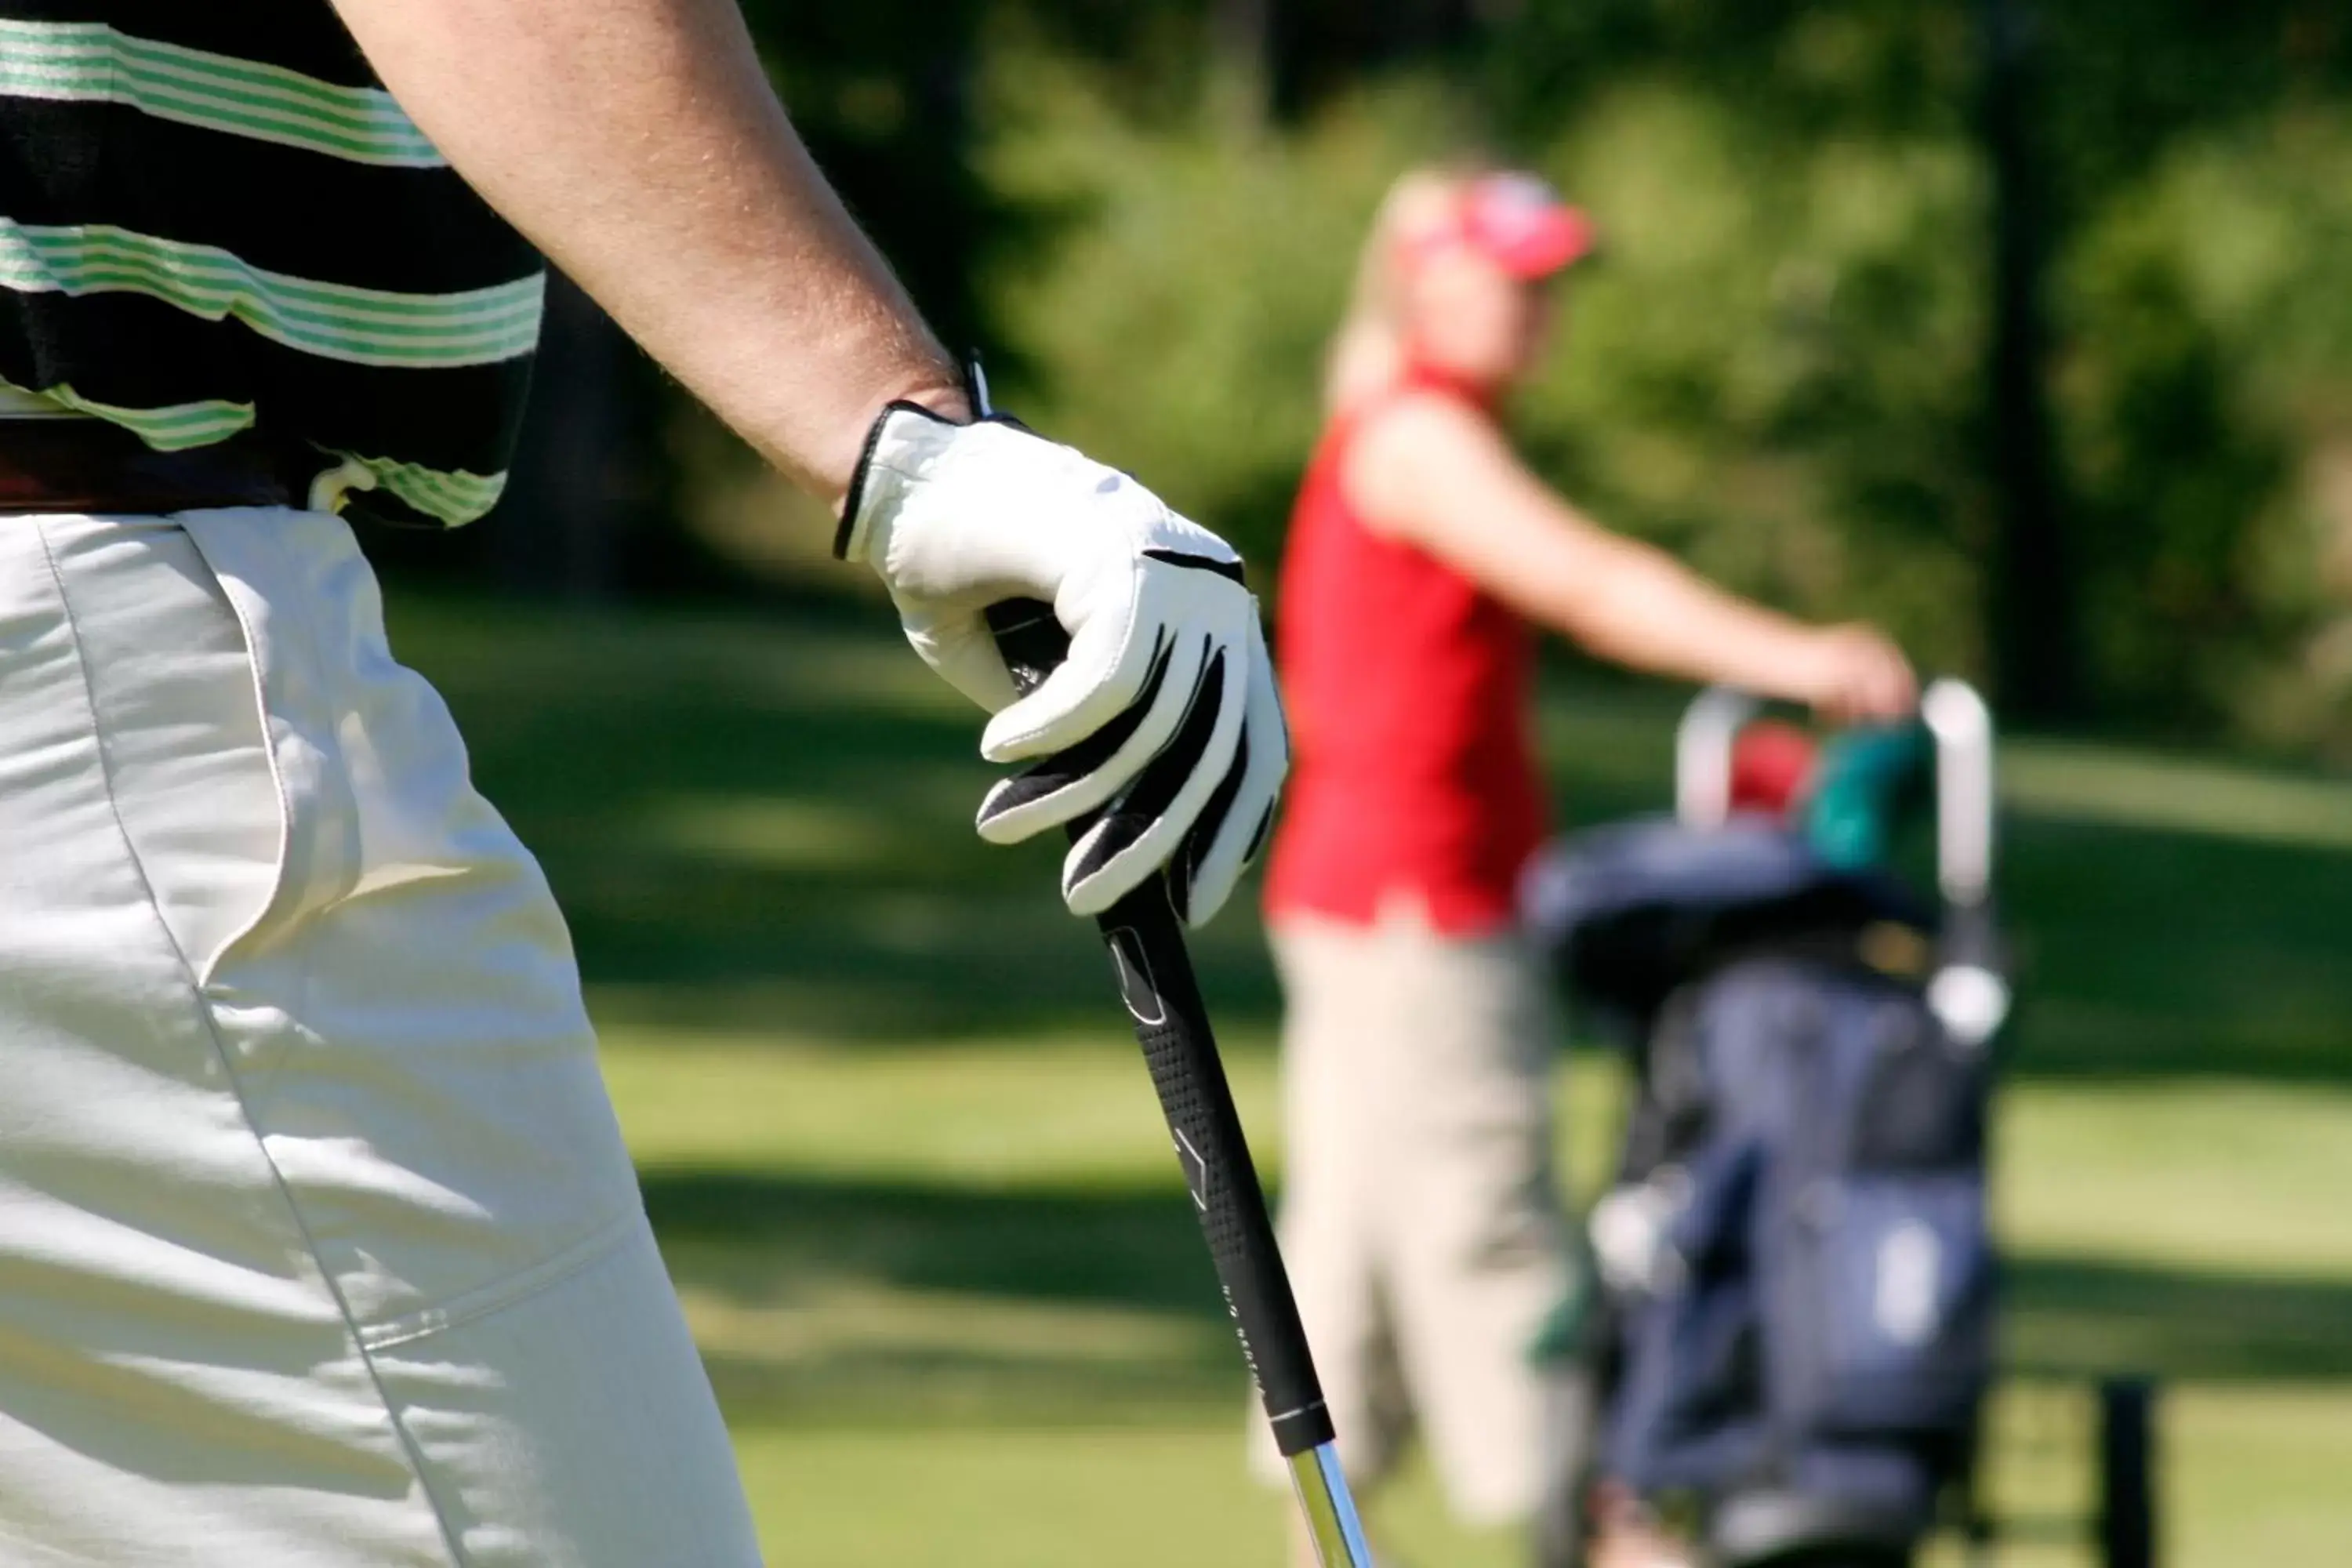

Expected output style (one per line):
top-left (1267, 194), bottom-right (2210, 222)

top-left (986, 597), bottom-right (1335, 1456)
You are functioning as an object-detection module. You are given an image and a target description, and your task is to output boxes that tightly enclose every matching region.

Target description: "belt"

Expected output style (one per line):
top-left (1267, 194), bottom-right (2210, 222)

top-left (0, 419), bottom-right (322, 514)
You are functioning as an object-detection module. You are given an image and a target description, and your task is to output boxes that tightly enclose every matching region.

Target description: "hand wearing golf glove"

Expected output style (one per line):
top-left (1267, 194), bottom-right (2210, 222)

top-left (837, 402), bottom-right (1288, 927)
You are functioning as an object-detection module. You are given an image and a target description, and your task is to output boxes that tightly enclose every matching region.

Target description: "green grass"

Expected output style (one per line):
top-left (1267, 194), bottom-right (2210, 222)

top-left (386, 591), bottom-right (2352, 1566)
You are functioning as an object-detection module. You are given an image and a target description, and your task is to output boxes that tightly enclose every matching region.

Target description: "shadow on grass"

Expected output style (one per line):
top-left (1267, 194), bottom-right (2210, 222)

top-left (643, 1167), bottom-right (1241, 1425)
top-left (396, 593), bottom-right (2352, 1083)
top-left (400, 596), bottom-right (1285, 1041)
top-left (645, 1168), bottom-right (1223, 1317)
top-left (2005, 1254), bottom-right (2352, 1381)
top-left (641, 1167), bottom-right (2352, 1392)
top-left (1990, 814), bottom-right (2352, 1084)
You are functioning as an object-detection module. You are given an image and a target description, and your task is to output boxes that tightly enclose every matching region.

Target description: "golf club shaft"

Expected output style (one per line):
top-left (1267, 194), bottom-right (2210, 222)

top-left (987, 598), bottom-right (1371, 1568)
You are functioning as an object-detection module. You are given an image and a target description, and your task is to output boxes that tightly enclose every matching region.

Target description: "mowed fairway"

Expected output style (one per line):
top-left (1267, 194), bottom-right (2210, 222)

top-left (390, 592), bottom-right (2352, 1567)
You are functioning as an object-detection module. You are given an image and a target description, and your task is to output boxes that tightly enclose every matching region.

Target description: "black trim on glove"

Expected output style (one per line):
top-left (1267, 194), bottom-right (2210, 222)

top-left (1064, 641), bottom-right (1229, 898)
top-left (836, 356), bottom-right (1028, 561)
top-left (1169, 731), bottom-right (1250, 925)
top-left (977, 629), bottom-right (1177, 830)
top-left (1142, 548), bottom-right (1247, 587)
top-left (835, 400), bottom-right (953, 561)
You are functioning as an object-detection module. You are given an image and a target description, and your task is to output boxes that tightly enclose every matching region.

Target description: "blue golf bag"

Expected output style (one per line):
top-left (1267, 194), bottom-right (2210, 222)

top-left (1526, 684), bottom-right (2008, 1567)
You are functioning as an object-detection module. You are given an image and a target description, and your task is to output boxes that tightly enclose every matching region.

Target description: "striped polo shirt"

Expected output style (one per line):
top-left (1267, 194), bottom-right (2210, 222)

top-left (0, 4), bottom-right (544, 527)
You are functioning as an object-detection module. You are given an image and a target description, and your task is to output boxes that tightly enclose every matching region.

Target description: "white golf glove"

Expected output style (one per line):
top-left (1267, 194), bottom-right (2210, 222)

top-left (837, 402), bottom-right (1288, 927)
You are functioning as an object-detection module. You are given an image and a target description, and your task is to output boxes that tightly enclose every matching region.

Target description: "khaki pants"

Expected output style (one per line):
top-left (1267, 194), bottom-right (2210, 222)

top-left (0, 510), bottom-right (760, 1566)
top-left (1253, 904), bottom-right (1576, 1525)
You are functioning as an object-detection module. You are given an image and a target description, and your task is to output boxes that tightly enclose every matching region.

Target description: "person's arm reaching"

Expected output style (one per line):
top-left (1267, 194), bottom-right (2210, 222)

top-left (327, 0), bottom-right (964, 506)
top-left (327, 0), bottom-right (1290, 926)
top-left (1346, 392), bottom-right (1917, 723)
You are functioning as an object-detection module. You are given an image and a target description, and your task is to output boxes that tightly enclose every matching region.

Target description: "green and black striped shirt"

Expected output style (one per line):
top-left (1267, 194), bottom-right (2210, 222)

top-left (0, 3), bottom-right (543, 527)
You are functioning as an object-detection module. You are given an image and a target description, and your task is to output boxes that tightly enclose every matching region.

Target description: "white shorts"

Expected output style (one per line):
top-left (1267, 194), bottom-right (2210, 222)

top-left (0, 508), bottom-right (761, 1566)
top-left (1251, 904), bottom-right (1577, 1526)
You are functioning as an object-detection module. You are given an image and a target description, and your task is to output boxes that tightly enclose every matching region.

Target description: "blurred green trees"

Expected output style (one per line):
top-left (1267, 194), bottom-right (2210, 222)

top-left (707, 0), bottom-right (2352, 755)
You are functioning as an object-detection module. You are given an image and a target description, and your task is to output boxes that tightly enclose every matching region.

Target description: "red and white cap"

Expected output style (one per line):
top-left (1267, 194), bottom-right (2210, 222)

top-left (1403, 172), bottom-right (1599, 281)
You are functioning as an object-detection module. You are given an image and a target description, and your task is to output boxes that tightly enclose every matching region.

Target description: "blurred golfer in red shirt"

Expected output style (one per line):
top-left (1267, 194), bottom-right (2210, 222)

top-left (1254, 167), bottom-right (1917, 1565)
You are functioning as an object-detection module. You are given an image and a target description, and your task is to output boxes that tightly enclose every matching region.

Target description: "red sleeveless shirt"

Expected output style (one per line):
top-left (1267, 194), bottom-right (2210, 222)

top-left (1263, 380), bottom-right (1546, 934)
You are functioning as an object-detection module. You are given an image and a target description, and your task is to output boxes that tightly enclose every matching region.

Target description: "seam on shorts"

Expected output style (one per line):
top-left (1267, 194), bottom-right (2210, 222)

top-left (33, 518), bottom-right (473, 1568)
top-left (358, 1205), bottom-right (644, 1352)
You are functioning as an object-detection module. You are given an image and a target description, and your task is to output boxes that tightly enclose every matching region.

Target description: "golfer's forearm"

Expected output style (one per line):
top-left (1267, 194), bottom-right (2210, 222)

top-left (1376, 420), bottom-right (1833, 696)
top-left (1550, 538), bottom-right (1828, 698)
top-left (329, 0), bottom-right (964, 507)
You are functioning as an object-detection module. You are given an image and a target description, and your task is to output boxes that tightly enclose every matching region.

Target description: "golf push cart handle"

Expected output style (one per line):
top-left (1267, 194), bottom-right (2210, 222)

top-left (1676, 679), bottom-right (2010, 1047)
top-left (984, 597), bottom-right (1335, 1459)
top-left (1674, 678), bottom-right (1998, 909)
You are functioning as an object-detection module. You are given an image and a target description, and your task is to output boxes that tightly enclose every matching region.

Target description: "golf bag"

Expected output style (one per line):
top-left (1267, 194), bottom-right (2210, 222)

top-left (1526, 682), bottom-right (2007, 1568)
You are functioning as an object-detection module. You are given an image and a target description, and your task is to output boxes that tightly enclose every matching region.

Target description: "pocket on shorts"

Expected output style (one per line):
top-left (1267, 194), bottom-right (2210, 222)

top-left (179, 508), bottom-right (646, 1331)
top-left (38, 513), bottom-right (291, 982)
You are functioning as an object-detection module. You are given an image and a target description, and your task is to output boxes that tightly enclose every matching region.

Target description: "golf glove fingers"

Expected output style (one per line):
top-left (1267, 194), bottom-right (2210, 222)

top-left (838, 403), bottom-right (1287, 926)
top-left (1167, 612), bottom-right (1287, 926)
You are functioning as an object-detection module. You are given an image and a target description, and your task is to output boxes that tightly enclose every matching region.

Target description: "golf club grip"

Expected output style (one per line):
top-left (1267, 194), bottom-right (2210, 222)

top-left (1104, 881), bottom-right (1334, 1454)
top-left (986, 597), bottom-right (1335, 1458)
